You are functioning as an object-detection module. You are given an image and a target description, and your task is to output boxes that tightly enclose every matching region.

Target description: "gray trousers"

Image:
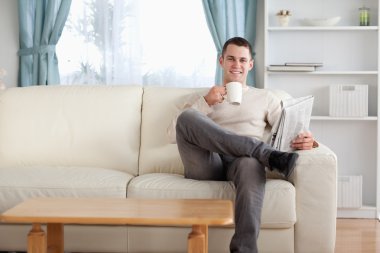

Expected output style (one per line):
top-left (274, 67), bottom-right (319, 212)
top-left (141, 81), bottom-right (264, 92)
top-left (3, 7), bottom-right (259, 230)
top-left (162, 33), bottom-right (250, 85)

top-left (176, 109), bottom-right (276, 253)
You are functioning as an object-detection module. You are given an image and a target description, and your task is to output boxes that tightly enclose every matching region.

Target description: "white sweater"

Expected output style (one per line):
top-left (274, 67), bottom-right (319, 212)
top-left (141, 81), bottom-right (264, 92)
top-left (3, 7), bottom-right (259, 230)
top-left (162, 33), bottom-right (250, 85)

top-left (167, 87), bottom-right (282, 144)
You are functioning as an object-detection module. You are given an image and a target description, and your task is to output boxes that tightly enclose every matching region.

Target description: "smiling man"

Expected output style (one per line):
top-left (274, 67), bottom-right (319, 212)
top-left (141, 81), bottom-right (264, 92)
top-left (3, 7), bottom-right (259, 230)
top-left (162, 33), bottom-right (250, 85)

top-left (203, 40), bottom-right (254, 106)
top-left (169, 37), bottom-right (315, 253)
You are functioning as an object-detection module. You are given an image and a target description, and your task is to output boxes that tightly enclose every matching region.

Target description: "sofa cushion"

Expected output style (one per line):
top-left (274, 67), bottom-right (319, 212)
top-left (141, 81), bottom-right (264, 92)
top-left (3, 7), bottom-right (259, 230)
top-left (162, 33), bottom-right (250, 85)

top-left (139, 86), bottom-right (209, 175)
top-left (0, 166), bottom-right (133, 213)
top-left (0, 85), bottom-right (142, 175)
top-left (127, 173), bottom-right (296, 229)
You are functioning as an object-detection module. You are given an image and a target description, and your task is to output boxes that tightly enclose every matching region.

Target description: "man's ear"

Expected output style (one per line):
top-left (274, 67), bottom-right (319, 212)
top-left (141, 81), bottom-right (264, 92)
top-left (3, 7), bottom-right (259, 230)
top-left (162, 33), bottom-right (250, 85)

top-left (249, 59), bottom-right (254, 70)
top-left (219, 55), bottom-right (224, 66)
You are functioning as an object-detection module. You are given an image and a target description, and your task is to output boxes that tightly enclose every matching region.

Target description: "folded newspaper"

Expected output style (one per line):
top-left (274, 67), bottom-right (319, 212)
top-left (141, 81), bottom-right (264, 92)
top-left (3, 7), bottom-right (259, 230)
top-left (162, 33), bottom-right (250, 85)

top-left (271, 95), bottom-right (314, 152)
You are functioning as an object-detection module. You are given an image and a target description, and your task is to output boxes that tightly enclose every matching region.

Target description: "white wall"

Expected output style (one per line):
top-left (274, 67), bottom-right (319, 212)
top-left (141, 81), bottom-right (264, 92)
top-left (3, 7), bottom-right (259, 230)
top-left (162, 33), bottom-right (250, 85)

top-left (0, 0), bottom-right (18, 88)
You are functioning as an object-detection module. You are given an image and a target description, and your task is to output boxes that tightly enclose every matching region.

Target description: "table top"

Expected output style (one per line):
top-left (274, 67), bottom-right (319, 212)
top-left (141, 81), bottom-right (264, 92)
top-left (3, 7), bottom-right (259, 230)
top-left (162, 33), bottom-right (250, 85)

top-left (0, 198), bottom-right (234, 226)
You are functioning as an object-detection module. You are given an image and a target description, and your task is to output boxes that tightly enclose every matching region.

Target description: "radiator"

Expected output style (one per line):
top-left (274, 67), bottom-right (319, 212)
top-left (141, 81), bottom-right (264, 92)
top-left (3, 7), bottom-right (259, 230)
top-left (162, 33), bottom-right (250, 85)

top-left (337, 175), bottom-right (362, 208)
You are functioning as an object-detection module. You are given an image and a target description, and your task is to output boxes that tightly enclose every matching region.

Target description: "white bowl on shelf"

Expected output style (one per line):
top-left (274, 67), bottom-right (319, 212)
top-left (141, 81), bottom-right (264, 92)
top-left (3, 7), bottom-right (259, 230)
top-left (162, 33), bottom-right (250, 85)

top-left (301, 16), bottom-right (341, 26)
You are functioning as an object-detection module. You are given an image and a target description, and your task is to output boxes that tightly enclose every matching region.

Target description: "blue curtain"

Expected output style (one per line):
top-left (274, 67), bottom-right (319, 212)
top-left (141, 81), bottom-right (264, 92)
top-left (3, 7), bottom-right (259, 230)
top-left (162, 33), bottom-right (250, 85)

top-left (202, 0), bottom-right (257, 86)
top-left (18, 0), bottom-right (72, 86)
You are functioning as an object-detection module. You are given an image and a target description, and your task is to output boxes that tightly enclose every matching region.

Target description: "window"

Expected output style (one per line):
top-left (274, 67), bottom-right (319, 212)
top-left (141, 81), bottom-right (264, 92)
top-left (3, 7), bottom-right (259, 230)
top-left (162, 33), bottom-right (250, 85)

top-left (57, 0), bottom-right (216, 87)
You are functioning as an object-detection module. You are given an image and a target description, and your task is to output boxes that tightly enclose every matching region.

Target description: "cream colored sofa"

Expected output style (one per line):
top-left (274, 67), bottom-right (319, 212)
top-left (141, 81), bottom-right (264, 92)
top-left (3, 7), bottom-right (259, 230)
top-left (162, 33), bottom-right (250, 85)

top-left (0, 85), bottom-right (337, 253)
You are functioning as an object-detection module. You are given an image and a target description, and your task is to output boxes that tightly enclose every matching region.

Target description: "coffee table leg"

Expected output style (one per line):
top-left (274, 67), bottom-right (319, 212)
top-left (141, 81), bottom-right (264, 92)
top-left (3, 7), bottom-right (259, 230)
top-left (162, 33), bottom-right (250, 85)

top-left (28, 223), bottom-right (47, 253)
top-left (188, 224), bottom-right (207, 253)
top-left (200, 225), bottom-right (208, 253)
top-left (47, 223), bottom-right (64, 253)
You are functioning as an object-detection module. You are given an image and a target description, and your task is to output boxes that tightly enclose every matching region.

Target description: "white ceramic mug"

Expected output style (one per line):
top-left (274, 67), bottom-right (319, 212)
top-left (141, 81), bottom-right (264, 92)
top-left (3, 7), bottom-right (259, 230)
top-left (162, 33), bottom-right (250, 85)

top-left (226, 82), bottom-right (243, 105)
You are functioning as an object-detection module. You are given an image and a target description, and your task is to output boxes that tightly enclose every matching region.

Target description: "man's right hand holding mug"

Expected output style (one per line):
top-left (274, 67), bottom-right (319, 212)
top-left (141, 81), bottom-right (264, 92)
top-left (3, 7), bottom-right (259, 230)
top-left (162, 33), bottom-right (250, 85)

top-left (204, 86), bottom-right (227, 106)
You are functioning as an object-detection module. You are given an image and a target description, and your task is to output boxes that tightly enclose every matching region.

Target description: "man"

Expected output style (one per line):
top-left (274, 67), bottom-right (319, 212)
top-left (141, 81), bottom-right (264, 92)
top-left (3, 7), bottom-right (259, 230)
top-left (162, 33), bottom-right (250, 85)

top-left (168, 37), bottom-right (315, 253)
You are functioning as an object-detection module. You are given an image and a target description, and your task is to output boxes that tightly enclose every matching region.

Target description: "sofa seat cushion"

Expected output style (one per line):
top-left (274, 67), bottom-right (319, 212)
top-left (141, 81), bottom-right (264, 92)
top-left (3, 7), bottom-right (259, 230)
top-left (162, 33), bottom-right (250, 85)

top-left (0, 167), bottom-right (133, 213)
top-left (127, 173), bottom-right (296, 229)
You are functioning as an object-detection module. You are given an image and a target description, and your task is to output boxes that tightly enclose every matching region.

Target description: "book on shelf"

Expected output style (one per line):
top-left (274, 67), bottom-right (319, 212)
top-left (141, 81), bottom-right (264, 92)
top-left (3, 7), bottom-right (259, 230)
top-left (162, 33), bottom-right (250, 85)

top-left (285, 62), bottom-right (323, 67)
top-left (267, 65), bottom-right (316, 72)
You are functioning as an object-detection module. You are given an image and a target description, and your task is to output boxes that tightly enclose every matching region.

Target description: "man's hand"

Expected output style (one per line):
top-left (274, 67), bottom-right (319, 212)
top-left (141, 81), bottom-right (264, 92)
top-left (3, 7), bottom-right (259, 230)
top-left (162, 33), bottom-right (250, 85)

top-left (291, 131), bottom-right (316, 150)
top-left (204, 86), bottom-right (227, 106)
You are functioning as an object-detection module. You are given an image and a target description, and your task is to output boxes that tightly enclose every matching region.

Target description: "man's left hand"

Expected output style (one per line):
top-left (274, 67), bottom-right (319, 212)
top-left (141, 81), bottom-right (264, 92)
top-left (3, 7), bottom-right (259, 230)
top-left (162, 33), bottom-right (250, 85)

top-left (291, 131), bottom-right (315, 150)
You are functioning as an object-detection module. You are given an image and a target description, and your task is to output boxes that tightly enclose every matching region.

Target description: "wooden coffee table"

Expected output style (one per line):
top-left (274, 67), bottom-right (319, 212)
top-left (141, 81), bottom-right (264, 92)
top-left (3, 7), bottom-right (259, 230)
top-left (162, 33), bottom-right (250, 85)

top-left (0, 198), bottom-right (233, 253)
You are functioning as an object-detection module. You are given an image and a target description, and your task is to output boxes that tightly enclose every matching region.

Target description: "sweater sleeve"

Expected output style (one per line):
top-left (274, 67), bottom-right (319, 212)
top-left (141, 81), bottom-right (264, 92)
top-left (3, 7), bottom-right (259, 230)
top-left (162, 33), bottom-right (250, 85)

top-left (266, 92), bottom-right (282, 127)
top-left (166, 93), bottom-right (212, 144)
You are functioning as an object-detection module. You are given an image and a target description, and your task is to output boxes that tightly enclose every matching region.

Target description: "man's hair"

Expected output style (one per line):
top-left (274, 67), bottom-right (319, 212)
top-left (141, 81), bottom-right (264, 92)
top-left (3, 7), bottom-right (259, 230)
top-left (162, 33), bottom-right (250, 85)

top-left (221, 37), bottom-right (253, 58)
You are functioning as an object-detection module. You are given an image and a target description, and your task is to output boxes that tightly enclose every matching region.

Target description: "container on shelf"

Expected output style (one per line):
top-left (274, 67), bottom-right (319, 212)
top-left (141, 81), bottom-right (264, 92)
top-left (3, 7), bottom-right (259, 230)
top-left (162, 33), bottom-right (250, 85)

top-left (359, 6), bottom-right (370, 26)
top-left (338, 175), bottom-right (362, 209)
top-left (276, 9), bottom-right (291, 27)
top-left (277, 15), bottom-right (290, 26)
top-left (329, 84), bottom-right (368, 117)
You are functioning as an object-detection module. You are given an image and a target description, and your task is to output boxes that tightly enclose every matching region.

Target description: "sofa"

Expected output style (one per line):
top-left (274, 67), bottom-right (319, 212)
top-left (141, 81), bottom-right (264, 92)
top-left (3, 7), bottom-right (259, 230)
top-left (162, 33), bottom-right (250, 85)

top-left (0, 85), bottom-right (337, 253)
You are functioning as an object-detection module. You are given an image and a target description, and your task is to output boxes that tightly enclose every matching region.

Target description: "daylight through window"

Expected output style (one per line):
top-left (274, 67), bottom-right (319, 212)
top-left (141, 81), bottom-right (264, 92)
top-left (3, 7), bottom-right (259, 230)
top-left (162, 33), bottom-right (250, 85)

top-left (57, 0), bottom-right (216, 87)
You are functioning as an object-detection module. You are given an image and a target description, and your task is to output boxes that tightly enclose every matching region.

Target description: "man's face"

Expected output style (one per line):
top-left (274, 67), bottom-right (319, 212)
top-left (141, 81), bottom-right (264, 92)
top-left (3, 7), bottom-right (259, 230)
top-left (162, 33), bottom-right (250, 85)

top-left (219, 44), bottom-right (254, 86)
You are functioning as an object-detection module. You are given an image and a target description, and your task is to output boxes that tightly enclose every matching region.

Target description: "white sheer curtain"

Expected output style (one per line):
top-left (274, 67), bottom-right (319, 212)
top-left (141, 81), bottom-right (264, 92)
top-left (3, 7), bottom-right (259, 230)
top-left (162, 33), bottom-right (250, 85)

top-left (57, 0), bottom-right (216, 87)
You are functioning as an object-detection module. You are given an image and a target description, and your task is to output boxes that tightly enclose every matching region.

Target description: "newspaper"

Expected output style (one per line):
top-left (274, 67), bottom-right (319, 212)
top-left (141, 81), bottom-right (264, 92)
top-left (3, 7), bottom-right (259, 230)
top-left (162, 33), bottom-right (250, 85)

top-left (271, 95), bottom-right (314, 152)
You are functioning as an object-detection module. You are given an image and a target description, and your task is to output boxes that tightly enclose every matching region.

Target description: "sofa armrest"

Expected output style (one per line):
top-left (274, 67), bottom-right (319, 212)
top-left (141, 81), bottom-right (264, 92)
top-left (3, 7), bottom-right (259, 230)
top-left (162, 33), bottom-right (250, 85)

top-left (290, 143), bottom-right (337, 253)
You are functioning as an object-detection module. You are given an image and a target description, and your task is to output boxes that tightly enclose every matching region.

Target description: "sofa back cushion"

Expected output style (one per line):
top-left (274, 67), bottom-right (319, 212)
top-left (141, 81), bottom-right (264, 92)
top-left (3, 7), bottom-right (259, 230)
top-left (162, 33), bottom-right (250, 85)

top-left (0, 85), bottom-right (142, 175)
top-left (139, 86), bottom-right (209, 175)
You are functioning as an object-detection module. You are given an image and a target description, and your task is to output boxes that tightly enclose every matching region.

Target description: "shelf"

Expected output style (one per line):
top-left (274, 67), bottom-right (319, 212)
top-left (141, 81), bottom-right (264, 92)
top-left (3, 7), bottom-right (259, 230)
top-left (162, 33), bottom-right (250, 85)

top-left (311, 116), bottom-right (377, 121)
top-left (268, 26), bottom-right (379, 31)
top-left (267, 71), bottom-right (378, 75)
top-left (264, 0), bottom-right (380, 221)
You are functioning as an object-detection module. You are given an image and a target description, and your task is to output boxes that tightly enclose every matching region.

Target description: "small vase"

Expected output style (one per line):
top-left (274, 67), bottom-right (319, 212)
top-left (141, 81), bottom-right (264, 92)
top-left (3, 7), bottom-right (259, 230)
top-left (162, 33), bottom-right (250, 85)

top-left (277, 16), bottom-right (290, 26)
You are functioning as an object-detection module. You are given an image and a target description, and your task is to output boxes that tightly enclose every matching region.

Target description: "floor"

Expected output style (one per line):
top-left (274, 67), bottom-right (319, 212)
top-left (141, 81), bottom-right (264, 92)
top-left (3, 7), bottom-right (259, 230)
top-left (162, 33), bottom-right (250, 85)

top-left (335, 218), bottom-right (380, 253)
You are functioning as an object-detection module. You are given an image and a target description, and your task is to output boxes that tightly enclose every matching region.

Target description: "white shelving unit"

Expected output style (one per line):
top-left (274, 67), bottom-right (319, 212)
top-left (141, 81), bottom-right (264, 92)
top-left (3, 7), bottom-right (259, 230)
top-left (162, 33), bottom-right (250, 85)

top-left (263, 0), bottom-right (380, 218)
